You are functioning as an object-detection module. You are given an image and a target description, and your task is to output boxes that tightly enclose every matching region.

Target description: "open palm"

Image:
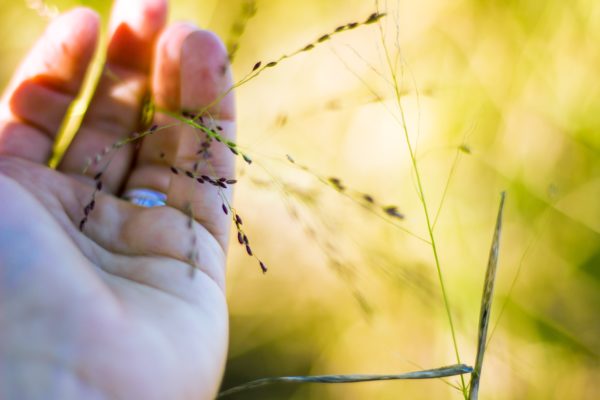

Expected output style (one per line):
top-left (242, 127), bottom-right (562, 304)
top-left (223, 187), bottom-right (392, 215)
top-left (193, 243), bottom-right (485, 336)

top-left (0, 1), bottom-right (234, 399)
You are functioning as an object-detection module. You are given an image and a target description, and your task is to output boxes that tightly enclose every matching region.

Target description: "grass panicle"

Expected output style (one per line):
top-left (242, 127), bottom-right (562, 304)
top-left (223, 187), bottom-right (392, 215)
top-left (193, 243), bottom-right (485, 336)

top-left (230, 12), bottom-right (387, 98)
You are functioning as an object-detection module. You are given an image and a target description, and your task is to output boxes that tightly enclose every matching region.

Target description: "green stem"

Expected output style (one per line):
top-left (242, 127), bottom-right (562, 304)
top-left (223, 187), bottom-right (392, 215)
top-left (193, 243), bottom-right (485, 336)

top-left (376, 13), bottom-right (468, 399)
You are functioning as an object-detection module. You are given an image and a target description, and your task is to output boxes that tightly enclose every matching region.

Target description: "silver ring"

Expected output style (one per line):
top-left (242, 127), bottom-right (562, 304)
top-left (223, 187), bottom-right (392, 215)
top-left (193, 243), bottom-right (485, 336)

top-left (123, 188), bottom-right (167, 207)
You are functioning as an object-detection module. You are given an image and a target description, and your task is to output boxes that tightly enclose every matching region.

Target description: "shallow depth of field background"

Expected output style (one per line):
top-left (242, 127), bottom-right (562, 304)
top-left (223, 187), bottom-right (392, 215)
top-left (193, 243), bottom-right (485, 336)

top-left (1, 0), bottom-right (599, 399)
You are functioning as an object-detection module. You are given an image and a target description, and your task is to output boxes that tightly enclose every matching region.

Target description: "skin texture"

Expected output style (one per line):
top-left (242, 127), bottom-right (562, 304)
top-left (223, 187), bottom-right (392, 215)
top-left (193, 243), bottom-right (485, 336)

top-left (0, 1), bottom-right (234, 398)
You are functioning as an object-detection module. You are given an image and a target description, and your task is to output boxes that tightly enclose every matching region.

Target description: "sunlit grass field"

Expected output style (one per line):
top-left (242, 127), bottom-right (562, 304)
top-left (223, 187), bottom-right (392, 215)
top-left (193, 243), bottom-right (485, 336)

top-left (2, 0), bottom-right (598, 398)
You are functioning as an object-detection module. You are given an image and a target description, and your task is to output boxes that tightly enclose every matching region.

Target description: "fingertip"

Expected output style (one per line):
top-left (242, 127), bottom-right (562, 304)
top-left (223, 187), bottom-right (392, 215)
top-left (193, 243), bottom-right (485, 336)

top-left (18, 7), bottom-right (100, 94)
top-left (182, 29), bottom-right (229, 72)
top-left (61, 6), bottom-right (101, 29)
top-left (183, 29), bottom-right (228, 56)
top-left (181, 30), bottom-right (235, 120)
top-left (49, 7), bottom-right (100, 54)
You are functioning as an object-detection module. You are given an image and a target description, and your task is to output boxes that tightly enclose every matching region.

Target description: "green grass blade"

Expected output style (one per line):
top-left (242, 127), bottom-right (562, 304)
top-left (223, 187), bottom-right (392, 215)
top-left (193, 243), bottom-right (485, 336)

top-left (218, 364), bottom-right (473, 398)
top-left (468, 191), bottom-right (506, 400)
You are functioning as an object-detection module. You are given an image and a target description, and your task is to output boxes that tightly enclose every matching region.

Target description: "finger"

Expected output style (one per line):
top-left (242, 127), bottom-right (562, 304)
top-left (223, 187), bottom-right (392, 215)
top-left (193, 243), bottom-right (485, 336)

top-left (58, 0), bottom-right (167, 193)
top-left (169, 30), bottom-right (236, 250)
top-left (0, 8), bottom-right (99, 163)
top-left (125, 27), bottom-right (236, 250)
top-left (117, 22), bottom-right (197, 198)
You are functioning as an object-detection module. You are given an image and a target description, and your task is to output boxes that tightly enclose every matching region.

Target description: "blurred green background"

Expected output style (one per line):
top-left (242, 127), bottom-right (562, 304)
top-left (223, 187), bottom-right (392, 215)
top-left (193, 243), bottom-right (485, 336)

top-left (2, 0), bottom-right (598, 398)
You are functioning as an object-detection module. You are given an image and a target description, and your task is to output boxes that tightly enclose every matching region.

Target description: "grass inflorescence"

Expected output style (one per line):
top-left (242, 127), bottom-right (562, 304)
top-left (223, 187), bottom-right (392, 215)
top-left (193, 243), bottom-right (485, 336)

top-left (231, 12), bottom-right (386, 95)
top-left (78, 9), bottom-right (390, 276)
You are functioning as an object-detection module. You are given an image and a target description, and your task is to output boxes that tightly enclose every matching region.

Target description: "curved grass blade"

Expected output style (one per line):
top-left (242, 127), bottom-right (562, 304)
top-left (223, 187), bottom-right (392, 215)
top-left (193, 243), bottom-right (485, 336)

top-left (218, 364), bottom-right (473, 398)
top-left (468, 191), bottom-right (506, 400)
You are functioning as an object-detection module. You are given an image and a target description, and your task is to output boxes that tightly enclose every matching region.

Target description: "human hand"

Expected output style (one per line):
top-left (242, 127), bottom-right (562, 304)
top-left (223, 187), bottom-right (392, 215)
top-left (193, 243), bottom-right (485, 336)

top-left (0, 1), bottom-right (234, 399)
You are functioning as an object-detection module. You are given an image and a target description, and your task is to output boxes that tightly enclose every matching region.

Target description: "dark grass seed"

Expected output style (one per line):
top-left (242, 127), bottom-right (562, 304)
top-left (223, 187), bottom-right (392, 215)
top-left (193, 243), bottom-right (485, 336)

top-left (384, 206), bottom-right (404, 219)
top-left (365, 12), bottom-right (385, 24)
top-left (259, 261), bottom-right (267, 273)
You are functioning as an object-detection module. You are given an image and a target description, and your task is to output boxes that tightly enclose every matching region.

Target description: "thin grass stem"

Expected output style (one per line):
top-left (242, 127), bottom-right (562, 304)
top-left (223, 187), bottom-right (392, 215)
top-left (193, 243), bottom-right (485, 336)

top-left (374, 3), bottom-right (467, 397)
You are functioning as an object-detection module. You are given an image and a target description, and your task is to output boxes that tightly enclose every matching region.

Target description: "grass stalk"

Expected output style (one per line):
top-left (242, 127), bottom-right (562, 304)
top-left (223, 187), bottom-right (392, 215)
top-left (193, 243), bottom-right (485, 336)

top-left (374, 7), bottom-right (468, 398)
